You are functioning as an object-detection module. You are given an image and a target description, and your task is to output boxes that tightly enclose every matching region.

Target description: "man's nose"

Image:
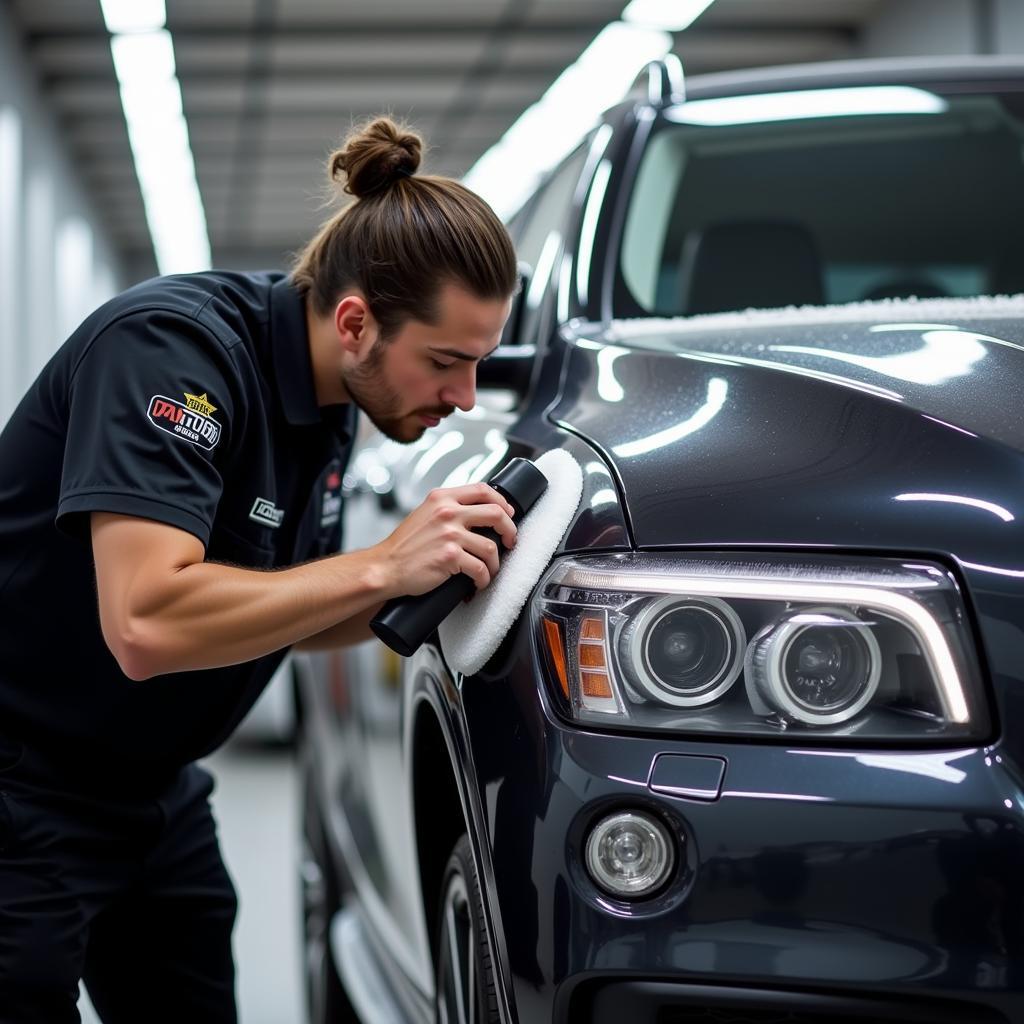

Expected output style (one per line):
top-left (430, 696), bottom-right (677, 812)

top-left (440, 367), bottom-right (476, 412)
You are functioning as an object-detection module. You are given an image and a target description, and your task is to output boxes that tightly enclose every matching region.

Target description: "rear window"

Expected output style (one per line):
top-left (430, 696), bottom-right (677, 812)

top-left (619, 87), bottom-right (1024, 316)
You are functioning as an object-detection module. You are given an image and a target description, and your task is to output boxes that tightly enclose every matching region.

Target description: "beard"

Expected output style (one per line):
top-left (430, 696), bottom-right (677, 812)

top-left (342, 341), bottom-right (453, 443)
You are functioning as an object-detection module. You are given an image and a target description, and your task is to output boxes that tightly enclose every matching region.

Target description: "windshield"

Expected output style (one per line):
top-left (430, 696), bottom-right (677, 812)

top-left (618, 87), bottom-right (1024, 317)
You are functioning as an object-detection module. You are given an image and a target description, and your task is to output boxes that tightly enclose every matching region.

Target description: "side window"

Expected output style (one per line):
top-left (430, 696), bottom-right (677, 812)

top-left (512, 145), bottom-right (589, 343)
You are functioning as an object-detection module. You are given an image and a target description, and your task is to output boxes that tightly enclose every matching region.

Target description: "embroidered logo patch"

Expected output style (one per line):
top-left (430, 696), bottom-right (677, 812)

top-left (321, 492), bottom-right (342, 528)
top-left (147, 392), bottom-right (221, 450)
top-left (250, 498), bottom-right (285, 528)
top-left (320, 468), bottom-right (343, 528)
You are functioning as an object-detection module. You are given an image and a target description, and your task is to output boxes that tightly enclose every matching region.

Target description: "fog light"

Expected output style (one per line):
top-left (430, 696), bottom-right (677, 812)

top-left (585, 811), bottom-right (675, 898)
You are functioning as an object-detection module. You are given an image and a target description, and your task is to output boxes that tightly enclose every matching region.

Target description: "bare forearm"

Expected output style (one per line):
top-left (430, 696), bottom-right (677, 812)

top-left (94, 481), bottom-right (518, 680)
top-left (121, 549), bottom-right (391, 678)
top-left (292, 604), bottom-right (382, 651)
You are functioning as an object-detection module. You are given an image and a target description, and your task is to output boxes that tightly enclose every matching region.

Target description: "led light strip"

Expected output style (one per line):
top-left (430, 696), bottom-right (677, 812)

top-left (100, 0), bottom-right (211, 274)
top-left (556, 568), bottom-right (971, 724)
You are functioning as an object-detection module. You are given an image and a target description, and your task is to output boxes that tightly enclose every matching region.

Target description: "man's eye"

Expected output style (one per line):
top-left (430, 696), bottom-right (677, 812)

top-left (431, 359), bottom-right (453, 370)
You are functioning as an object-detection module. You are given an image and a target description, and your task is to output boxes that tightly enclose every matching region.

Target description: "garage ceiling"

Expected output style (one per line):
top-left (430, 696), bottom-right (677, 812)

top-left (13, 0), bottom-right (886, 278)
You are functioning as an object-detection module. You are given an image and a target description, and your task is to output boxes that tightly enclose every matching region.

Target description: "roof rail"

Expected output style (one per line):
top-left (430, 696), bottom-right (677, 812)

top-left (628, 54), bottom-right (686, 106)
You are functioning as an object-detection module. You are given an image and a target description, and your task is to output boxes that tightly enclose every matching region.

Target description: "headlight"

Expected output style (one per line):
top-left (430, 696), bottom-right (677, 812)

top-left (618, 596), bottom-right (744, 708)
top-left (534, 553), bottom-right (988, 742)
top-left (745, 607), bottom-right (881, 726)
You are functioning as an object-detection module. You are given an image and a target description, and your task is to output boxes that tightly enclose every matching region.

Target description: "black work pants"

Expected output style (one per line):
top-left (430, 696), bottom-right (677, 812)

top-left (0, 758), bottom-right (237, 1023)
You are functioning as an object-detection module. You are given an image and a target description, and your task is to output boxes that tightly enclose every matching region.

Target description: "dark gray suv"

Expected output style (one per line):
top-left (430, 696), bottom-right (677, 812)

top-left (297, 56), bottom-right (1024, 1024)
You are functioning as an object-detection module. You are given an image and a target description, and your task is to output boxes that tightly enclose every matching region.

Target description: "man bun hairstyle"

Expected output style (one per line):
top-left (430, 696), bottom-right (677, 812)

top-left (292, 116), bottom-right (518, 340)
top-left (330, 117), bottom-right (421, 198)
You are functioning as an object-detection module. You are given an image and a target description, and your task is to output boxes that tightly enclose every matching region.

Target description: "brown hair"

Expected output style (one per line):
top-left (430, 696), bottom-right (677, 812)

top-left (292, 117), bottom-right (518, 339)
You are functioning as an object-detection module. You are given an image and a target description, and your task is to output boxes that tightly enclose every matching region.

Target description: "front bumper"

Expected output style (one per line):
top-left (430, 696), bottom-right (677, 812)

top-left (565, 978), bottom-right (1011, 1022)
top-left (461, 629), bottom-right (1024, 1023)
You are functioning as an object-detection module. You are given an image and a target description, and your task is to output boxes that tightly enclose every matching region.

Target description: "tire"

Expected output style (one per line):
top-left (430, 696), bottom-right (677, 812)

top-left (299, 730), bottom-right (360, 1024)
top-left (435, 834), bottom-right (500, 1024)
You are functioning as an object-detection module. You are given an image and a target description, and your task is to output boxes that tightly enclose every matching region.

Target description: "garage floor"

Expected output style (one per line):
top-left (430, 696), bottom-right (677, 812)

top-left (78, 741), bottom-right (304, 1024)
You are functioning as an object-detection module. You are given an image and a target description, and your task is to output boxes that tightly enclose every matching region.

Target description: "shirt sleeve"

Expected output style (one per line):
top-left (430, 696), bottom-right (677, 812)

top-left (56, 309), bottom-right (237, 548)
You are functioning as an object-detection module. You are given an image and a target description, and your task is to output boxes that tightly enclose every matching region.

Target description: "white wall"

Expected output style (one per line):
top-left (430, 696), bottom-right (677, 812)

top-left (995, 0), bottom-right (1024, 53)
top-left (861, 0), bottom-right (977, 57)
top-left (861, 0), bottom-right (1024, 58)
top-left (0, 7), bottom-right (126, 426)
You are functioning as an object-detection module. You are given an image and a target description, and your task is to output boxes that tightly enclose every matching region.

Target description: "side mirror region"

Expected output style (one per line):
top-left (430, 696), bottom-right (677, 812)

top-left (500, 261), bottom-right (532, 348)
top-left (476, 344), bottom-right (536, 397)
top-left (481, 261), bottom-right (535, 398)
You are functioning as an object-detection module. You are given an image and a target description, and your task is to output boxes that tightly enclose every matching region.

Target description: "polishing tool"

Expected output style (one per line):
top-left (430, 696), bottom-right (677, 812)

top-left (439, 449), bottom-right (583, 676)
top-left (371, 457), bottom-right (549, 657)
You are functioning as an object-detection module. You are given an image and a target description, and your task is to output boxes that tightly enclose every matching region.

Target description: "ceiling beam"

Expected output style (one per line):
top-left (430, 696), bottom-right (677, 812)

top-left (222, 0), bottom-right (276, 250)
top-left (50, 94), bottom-right (538, 117)
top-left (24, 21), bottom-right (858, 46)
top-left (39, 64), bottom-right (564, 87)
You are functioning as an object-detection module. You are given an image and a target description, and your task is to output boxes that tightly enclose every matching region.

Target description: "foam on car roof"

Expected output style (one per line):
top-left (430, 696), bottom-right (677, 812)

top-left (608, 294), bottom-right (1024, 337)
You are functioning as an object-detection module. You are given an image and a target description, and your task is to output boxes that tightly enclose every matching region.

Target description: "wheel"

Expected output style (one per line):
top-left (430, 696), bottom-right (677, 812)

top-left (435, 835), bottom-right (500, 1024)
top-left (299, 730), bottom-right (359, 1023)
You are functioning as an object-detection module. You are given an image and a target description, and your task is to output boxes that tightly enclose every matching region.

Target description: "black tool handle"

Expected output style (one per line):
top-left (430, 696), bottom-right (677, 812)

top-left (370, 457), bottom-right (548, 657)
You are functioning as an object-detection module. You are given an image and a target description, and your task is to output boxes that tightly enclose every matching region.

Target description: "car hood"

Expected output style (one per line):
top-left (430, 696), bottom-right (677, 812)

top-left (549, 301), bottom-right (1024, 561)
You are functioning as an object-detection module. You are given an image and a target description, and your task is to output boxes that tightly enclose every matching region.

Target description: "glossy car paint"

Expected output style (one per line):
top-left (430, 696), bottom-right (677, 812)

top-left (299, 58), bottom-right (1024, 1024)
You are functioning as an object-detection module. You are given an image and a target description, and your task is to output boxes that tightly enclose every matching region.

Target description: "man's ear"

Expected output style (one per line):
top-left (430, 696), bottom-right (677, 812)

top-left (333, 294), bottom-right (378, 356)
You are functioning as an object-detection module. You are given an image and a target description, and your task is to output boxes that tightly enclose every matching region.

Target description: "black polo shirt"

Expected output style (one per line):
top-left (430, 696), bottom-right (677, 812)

top-left (0, 270), bottom-right (357, 790)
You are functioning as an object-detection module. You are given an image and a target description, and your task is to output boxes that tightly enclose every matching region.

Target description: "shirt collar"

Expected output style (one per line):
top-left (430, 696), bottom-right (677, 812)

top-left (323, 400), bottom-right (358, 446)
top-left (269, 276), bottom-right (355, 444)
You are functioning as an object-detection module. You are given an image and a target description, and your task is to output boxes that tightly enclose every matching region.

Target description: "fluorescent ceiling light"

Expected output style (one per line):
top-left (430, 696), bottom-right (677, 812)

top-left (120, 80), bottom-right (184, 129)
top-left (99, 0), bottom-right (166, 34)
top-left (124, 110), bottom-right (189, 155)
top-left (670, 86), bottom-right (948, 126)
top-left (137, 158), bottom-right (201, 203)
top-left (107, 22), bottom-right (211, 273)
top-left (465, 21), bottom-right (670, 219)
top-left (622, 0), bottom-right (715, 32)
top-left (110, 30), bottom-right (176, 83)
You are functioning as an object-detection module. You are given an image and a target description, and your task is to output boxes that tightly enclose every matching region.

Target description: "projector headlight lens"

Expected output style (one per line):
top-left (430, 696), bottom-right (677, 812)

top-left (618, 597), bottom-right (743, 707)
top-left (745, 607), bottom-right (881, 725)
top-left (535, 553), bottom-right (987, 741)
top-left (585, 811), bottom-right (675, 898)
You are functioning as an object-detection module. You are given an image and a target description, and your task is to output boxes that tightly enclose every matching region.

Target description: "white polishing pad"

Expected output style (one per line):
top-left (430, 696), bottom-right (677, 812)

top-left (439, 449), bottom-right (584, 676)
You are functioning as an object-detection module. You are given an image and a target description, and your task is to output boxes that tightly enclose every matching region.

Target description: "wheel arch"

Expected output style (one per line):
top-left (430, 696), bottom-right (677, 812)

top-left (409, 681), bottom-right (518, 1024)
top-left (411, 702), bottom-right (467, 964)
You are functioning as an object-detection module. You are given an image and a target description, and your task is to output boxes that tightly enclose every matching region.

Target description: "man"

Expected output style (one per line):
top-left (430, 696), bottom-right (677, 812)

top-left (0, 116), bottom-right (519, 1021)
